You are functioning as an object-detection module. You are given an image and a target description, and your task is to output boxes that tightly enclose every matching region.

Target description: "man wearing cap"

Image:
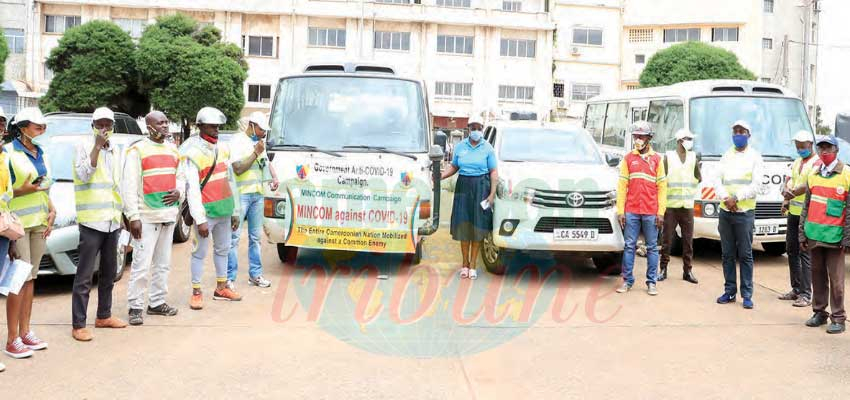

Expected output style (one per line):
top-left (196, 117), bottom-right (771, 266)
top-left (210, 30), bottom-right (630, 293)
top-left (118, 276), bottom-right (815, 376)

top-left (122, 111), bottom-right (184, 326)
top-left (615, 121), bottom-right (667, 295)
top-left (182, 107), bottom-right (242, 310)
top-left (799, 135), bottom-right (847, 334)
top-left (227, 112), bottom-right (279, 289)
top-left (660, 129), bottom-right (700, 284)
top-left (71, 107), bottom-right (127, 341)
top-left (779, 130), bottom-right (818, 307)
top-left (714, 120), bottom-right (764, 309)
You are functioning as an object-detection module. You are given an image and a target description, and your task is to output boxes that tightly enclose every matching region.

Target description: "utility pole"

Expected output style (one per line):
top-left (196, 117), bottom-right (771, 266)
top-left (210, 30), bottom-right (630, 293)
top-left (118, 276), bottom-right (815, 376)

top-left (783, 34), bottom-right (790, 87)
top-left (801, 0), bottom-right (811, 114)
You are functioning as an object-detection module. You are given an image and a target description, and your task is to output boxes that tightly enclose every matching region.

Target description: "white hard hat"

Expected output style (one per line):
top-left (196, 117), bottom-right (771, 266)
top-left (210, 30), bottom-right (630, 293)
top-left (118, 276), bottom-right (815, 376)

top-left (674, 129), bottom-right (694, 140)
top-left (630, 120), bottom-right (654, 136)
top-left (792, 130), bottom-right (814, 143)
top-left (247, 111), bottom-right (270, 131)
top-left (14, 107), bottom-right (46, 125)
top-left (467, 115), bottom-right (485, 127)
top-left (92, 107), bottom-right (115, 122)
top-left (196, 107), bottom-right (227, 125)
top-left (731, 120), bottom-right (751, 133)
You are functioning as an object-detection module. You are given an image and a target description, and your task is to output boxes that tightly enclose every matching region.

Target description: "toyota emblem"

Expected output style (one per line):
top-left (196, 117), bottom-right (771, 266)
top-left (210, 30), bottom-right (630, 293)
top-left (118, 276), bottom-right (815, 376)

top-left (566, 192), bottom-right (585, 207)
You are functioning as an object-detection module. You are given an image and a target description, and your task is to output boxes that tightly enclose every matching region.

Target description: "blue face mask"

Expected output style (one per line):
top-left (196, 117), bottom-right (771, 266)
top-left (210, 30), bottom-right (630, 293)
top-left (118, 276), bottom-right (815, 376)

top-left (469, 131), bottom-right (483, 142)
top-left (732, 134), bottom-right (749, 149)
top-left (797, 148), bottom-right (812, 158)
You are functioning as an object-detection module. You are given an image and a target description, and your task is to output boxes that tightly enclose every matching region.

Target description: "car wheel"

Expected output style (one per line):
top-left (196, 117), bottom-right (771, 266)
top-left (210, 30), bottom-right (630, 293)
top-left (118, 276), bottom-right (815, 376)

top-left (762, 242), bottom-right (786, 256)
top-left (173, 206), bottom-right (191, 243)
top-left (592, 252), bottom-right (623, 275)
top-left (481, 232), bottom-right (509, 275)
top-left (115, 242), bottom-right (129, 282)
top-left (277, 244), bottom-right (299, 264)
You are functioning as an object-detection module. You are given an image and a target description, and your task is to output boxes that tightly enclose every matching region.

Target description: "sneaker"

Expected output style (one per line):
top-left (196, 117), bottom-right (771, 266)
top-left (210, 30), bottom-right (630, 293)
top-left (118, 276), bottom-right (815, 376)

top-left (147, 303), bottom-right (179, 317)
top-left (128, 309), bottom-right (144, 326)
top-left (4, 338), bottom-right (33, 359)
top-left (248, 275), bottom-right (272, 288)
top-left (190, 292), bottom-right (204, 310)
top-left (225, 280), bottom-right (237, 291)
top-left (743, 298), bottom-right (754, 309)
top-left (778, 291), bottom-right (799, 301)
top-left (647, 283), bottom-right (658, 296)
top-left (716, 293), bottom-right (737, 304)
top-left (460, 267), bottom-right (469, 279)
top-left (213, 287), bottom-right (243, 301)
top-left (615, 282), bottom-right (632, 293)
top-left (806, 312), bottom-right (829, 327)
top-left (0, 361), bottom-right (4, 372)
top-left (826, 322), bottom-right (846, 334)
top-left (20, 331), bottom-right (48, 351)
top-left (469, 269), bottom-right (478, 280)
top-left (792, 297), bottom-right (812, 308)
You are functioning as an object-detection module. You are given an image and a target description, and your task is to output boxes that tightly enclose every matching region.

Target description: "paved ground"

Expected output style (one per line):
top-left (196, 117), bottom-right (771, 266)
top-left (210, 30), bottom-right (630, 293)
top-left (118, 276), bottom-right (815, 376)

top-left (2, 193), bottom-right (850, 399)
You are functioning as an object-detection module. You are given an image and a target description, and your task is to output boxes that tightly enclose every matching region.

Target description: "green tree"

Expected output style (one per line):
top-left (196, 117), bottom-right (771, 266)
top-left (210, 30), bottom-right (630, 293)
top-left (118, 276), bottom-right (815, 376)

top-left (639, 42), bottom-right (757, 88)
top-left (40, 21), bottom-right (145, 114)
top-left (815, 105), bottom-right (832, 136)
top-left (0, 32), bottom-right (9, 83)
top-left (136, 14), bottom-right (247, 137)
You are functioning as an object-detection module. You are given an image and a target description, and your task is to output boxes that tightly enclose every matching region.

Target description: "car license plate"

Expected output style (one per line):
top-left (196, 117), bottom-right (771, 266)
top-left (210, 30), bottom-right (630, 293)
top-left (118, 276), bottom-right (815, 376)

top-left (553, 228), bottom-right (598, 241)
top-left (755, 224), bottom-right (779, 235)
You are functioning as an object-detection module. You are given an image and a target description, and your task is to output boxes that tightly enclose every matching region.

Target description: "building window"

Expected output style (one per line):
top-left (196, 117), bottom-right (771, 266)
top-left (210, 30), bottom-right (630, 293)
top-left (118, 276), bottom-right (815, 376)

top-left (498, 85), bottom-right (534, 102)
top-left (437, 35), bottom-right (474, 55)
top-left (243, 35), bottom-right (276, 57)
top-left (764, 0), bottom-right (774, 13)
top-left (760, 77), bottom-right (771, 83)
top-left (376, 0), bottom-right (411, 3)
top-left (663, 28), bottom-right (700, 43)
top-left (572, 28), bottom-right (603, 46)
top-left (309, 27), bottom-right (346, 48)
top-left (435, 82), bottom-right (472, 100)
top-left (248, 84), bottom-right (272, 103)
top-left (113, 18), bottom-right (146, 39)
top-left (374, 31), bottom-right (411, 51)
top-left (502, 1), bottom-right (522, 12)
top-left (712, 27), bottom-right (739, 42)
top-left (45, 15), bottom-right (82, 34)
top-left (436, 0), bottom-right (471, 7)
top-left (4, 29), bottom-right (24, 54)
top-left (635, 54), bottom-right (646, 64)
top-left (500, 38), bottom-right (536, 58)
top-left (43, 64), bottom-right (54, 81)
top-left (553, 83), bottom-right (565, 98)
top-left (762, 38), bottom-right (773, 49)
top-left (571, 83), bottom-right (601, 101)
top-left (810, 64), bottom-right (816, 83)
top-left (629, 29), bottom-right (653, 43)
top-left (626, 84), bottom-right (640, 91)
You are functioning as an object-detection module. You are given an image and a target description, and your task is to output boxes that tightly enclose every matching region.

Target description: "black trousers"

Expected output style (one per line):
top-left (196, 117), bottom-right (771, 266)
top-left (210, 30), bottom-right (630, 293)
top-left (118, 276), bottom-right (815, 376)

top-left (72, 225), bottom-right (120, 329)
top-left (786, 214), bottom-right (812, 299)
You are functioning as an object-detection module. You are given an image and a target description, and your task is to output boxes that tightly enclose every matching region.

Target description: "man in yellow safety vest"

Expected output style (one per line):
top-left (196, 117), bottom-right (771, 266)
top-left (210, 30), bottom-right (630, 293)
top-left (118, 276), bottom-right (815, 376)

top-left (660, 129), bottom-right (701, 284)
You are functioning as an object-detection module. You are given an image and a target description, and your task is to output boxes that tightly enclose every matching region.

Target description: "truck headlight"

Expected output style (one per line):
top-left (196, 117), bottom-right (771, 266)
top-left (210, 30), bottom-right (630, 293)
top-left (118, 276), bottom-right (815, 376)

top-left (264, 198), bottom-right (287, 219)
top-left (703, 202), bottom-right (718, 217)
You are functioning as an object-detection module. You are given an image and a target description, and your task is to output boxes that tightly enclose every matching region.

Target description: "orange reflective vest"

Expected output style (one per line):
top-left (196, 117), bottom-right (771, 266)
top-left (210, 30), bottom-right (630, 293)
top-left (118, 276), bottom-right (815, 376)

top-left (617, 149), bottom-right (668, 216)
top-left (134, 141), bottom-right (179, 210)
top-left (184, 145), bottom-right (235, 219)
top-left (804, 162), bottom-right (850, 244)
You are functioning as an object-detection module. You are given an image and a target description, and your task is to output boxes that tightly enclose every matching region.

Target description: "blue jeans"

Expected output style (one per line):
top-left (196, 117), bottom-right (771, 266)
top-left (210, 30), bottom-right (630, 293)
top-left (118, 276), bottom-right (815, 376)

top-left (718, 210), bottom-right (755, 299)
top-left (227, 192), bottom-right (264, 281)
top-left (622, 213), bottom-right (659, 286)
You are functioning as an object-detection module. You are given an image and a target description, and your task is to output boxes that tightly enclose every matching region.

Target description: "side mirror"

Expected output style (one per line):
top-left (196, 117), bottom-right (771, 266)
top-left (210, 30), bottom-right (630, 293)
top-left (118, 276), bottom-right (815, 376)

top-left (606, 153), bottom-right (621, 167)
top-left (429, 144), bottom-right (445, 162)
top-left (434, 131), bottom-right (447, 152)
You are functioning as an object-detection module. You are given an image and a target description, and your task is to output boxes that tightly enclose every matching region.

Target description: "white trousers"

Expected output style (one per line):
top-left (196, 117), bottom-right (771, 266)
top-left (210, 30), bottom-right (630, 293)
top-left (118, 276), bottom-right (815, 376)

top-left (127, 222), bottom-right (176, 310)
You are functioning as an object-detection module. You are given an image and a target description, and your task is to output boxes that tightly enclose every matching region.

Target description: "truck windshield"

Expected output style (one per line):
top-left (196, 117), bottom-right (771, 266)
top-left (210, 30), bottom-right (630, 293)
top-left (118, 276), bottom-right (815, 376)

top-left (269, 76), bottom-right (428, 153)
top-left (499, 128), bottom-right (603, 164)
top-left (690, 96), bottom-right (813, 158)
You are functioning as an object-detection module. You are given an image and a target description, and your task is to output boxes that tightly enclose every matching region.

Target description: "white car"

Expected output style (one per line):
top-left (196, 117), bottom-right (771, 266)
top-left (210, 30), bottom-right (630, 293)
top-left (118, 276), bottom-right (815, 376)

top-left (480, 122), bottom-right (624, 275)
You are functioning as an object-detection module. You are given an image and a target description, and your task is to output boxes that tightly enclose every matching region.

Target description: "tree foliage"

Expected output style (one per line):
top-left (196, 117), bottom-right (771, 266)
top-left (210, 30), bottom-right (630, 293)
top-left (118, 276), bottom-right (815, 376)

top-left (815, 105), bottom-right (832, 136)
top-left (136, 14), bottom-right (247, 132)
top-left (639, 42), bottom-right (756, 88)
top-left (40, 21), bottom-right (140, 114)
top-left (0, 33), bottom-right (9, 84)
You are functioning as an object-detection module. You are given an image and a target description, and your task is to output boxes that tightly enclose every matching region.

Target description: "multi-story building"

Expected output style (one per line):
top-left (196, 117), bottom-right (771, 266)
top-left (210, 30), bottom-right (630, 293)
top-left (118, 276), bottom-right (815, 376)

top-left (1, 0), bottom-right (40, 113)
top-left (21, 0), bottom-right (554, 130)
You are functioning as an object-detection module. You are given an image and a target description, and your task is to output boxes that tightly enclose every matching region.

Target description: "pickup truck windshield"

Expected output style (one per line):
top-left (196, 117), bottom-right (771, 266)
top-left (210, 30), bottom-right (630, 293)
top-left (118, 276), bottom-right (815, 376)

top-left (269, 76), bottom-right (428, 153)
top-left (499, 128), bottom-right (603, 164)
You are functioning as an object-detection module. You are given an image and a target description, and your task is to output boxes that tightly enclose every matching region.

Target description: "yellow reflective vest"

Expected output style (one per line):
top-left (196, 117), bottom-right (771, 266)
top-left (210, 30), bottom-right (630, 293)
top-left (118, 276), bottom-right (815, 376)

top-left (4, 142), bottom-right (49, 228)
top-left (232, 134), bottom-right (264, 195)
top-left (73, 138), bottom-right (123, 224)
top-left (665, 150), bottom-right (698, 209)
top-left (719, 147), bottom-right (758, 212)
top-left (788, 156), bottom-right (818, 216)
top-left (0, 151), bottom-right (13, 212)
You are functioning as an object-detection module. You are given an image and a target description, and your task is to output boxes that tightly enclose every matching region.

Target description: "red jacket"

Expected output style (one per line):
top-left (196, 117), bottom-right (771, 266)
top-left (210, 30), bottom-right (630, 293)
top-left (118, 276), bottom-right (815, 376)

top-left (616, 149), bottom-right (668, 216)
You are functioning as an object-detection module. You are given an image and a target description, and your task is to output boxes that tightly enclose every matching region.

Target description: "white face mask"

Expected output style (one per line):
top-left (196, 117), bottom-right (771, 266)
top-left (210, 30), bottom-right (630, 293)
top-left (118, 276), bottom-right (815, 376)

top-left (633, 138), bottom-right (646, 151)
top-left (681, 140), bottom-right (694, 151)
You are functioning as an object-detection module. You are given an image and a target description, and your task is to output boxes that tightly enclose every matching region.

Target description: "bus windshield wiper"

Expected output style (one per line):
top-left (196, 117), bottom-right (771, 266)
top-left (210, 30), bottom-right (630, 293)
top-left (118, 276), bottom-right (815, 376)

top-left (269, 144), bottom-right (342, 157)
top-left (763, 154), bottom-right (794, 161)
top-left (342, 145), bottom-right (417, 161)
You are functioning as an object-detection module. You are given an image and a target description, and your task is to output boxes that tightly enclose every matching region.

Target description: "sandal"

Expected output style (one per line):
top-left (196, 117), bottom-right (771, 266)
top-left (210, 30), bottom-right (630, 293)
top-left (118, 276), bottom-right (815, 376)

top-left (460, 267), bottom-right (470, 279)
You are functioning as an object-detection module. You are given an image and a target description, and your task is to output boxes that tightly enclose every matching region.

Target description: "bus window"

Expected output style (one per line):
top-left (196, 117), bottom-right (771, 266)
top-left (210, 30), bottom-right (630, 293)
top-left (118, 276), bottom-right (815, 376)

top-left (602, 102), bottom-right (629, 148)
top-left (648, 100), bottom-right (684, 152)
top-left (584, 103), bottom-right (606, 143)
top-left (631, 107), bottom-right (647, 123)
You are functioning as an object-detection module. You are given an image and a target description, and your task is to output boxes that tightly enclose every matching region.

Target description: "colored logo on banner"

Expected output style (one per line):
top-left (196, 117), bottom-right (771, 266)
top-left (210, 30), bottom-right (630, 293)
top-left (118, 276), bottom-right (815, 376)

top-left (400, 171), bottom-right (412, 187)
top-left (296, 165), bottom-right (309, 180)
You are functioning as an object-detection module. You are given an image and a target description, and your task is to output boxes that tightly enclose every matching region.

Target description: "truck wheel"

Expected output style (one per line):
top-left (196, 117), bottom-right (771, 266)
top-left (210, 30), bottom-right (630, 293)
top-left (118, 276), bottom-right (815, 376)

top-left (277, 244), bottom-right (299, 264)
top-left (592, 252), bottom-right (623, 275)
top-left (412, 240), bottom-right (424, 265)
top-left (762, 242), bottom-right (786, 256)
top-left (482, 233), bottom-right (509, 275)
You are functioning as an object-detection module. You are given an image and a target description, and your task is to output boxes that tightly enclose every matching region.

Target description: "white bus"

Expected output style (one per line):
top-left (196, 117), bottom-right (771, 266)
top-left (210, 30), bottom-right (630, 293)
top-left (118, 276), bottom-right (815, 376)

top-left (263, 63), bottom-right (444, 264)
top-left (584, 80), bottom-right (815, 255)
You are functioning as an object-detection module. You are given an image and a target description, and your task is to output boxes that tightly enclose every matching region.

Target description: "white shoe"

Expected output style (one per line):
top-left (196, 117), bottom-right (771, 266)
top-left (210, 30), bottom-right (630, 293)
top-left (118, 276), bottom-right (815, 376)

top-left (248, 275), bottom-right (272, 288)
top-left (225, 280), bottom-right (237, 291)
top-left (469, 269), bottom-right (478, 280)
top-left (0, 361), bottom-right (5, 372)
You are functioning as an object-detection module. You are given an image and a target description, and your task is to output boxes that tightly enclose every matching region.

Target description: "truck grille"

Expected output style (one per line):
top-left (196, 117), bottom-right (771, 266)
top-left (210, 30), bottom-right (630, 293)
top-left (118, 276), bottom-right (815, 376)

top-left (533, 217), bottom-right (614, 234)
top-left (755, 202), bottom-right (784, 219)
top-left (531, 189), bottom-right (613, 209)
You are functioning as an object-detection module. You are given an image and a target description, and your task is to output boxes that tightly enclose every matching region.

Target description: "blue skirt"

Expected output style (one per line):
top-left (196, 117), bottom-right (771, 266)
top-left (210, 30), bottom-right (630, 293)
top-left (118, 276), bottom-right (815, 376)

top-left (450, 174), bottom-right (493, 242)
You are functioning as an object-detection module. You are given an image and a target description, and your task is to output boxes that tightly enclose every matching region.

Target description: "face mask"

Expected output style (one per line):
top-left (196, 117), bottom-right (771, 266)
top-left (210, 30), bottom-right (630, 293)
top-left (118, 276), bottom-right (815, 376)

top-left (820, 152), bottom-right (837, 166)
top-left (732, 135), bottom-right (749, 149)
top-left (469, 130), bottom-right (483, 142)
top-left (797, 148), bottom-right (812, 158)
top-left (201, 132), bottom-right (218, 145)
top-left (633, 138), bottom-right (646, 151)
top-left (93, 127), bottom-right (114, 138)
top-left (681, 140), bottom-right (694, 151)
top-left (147, 125), bottom-right (164, 140)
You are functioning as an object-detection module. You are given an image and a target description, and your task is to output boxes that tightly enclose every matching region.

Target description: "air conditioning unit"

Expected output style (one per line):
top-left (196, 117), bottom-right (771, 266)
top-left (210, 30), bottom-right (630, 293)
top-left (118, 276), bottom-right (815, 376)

top-left (571, 46), bottom-right (580, 55)
top-left (557, 99), bottom-right (567, 109)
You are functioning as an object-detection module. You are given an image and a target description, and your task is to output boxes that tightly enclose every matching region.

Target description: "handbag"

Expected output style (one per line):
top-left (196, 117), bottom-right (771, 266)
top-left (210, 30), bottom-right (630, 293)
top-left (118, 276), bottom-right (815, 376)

top-left (182, 147), bottom-right (218, 226)
top-left (0, 211), bottom-right (24, 240)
